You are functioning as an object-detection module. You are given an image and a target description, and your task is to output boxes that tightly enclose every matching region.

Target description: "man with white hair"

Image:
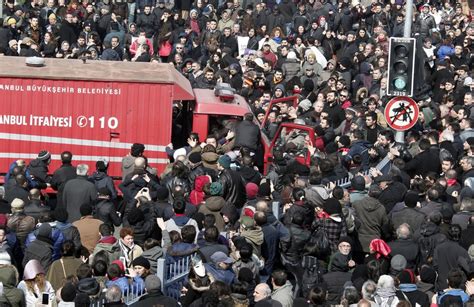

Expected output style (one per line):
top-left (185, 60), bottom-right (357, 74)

top-left (388, 223), bottom-right (419, 270)
top-left (373, 275), bottom-right (401, 307)
top-left (62, 164), bottom-right (97, 223)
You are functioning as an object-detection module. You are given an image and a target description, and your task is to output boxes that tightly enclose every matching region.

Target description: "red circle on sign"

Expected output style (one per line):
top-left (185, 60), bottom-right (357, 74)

top-left (384, 96), bottom-right (419, 131)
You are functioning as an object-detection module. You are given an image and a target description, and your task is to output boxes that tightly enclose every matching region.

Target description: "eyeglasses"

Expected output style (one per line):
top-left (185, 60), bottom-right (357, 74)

top-left (340, 94), bottom-right (347, 98)
top-left (176, 47), bottom-right (183, 49)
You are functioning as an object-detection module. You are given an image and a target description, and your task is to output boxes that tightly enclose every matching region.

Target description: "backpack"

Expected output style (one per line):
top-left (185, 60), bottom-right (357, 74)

top-left (301, 255), bottom-right (324, 298)
top-left (309, 219), bottom-right (331, 259)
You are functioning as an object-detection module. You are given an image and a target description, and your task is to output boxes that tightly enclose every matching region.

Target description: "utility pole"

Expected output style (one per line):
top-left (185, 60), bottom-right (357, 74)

top-left (394, 0), bottom-right (414, 144)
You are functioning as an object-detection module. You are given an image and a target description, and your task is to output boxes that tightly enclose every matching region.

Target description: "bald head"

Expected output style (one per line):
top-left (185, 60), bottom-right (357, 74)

top-left (254, 283), bottom-right (271, 302)
top-left (256, 200), bottom-right (269, 212)
top-left (396, 223), bottom-right (411, 239)
top-left (29, 189), bottom-right (41, 200)
top-left (358, 299), bottom-right (372, 307)
top-left (134, 157), bottom-right (146, 169)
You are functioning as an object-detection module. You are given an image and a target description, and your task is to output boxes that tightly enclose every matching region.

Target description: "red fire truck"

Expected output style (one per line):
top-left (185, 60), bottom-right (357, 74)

top-left (0, 57), bottom-right (316, 180)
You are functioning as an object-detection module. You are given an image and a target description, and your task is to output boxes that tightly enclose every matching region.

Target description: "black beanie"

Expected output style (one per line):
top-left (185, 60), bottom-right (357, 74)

top-left (188, 151), bottom-right (202, 164)
top-left (128, 208), bottom-right (144, 225)
top-left (131, 256), bottom-right (150, 270)
top-left (258, 182), bottom-right (271, 197)
top-left (404, 191), bottom-right (419, 208)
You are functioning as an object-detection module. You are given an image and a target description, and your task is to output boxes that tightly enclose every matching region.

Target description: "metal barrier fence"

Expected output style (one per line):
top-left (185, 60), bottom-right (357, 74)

top-left (157, 255), bottom-right (194, 301)
top-left (89, 283), bottom-right (146, 306)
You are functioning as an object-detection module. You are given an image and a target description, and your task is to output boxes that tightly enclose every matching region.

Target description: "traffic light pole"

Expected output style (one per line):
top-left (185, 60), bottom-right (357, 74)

top-left (395, 0), bottom-right (414, 144)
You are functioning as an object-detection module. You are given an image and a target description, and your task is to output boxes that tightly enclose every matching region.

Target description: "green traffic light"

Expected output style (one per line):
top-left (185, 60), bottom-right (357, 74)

top-left (394, 77), bottom-right (407, 90)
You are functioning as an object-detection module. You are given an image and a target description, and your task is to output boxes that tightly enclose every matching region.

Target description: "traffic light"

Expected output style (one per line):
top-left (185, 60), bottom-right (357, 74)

top-left (387, 37), bottom-right (416, 97)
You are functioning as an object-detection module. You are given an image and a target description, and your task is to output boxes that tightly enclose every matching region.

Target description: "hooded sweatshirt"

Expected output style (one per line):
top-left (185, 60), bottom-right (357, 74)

top-left (241, 227), bottom-right (264, 257)
top-left (190, 176), bottom-right (211, 206)
top-left (0, 265), bottom-right (24, 306)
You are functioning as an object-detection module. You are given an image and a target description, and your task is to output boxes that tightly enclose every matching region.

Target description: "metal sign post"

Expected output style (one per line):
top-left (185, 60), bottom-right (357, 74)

top-left (395, 0), bottom-right (414, 143)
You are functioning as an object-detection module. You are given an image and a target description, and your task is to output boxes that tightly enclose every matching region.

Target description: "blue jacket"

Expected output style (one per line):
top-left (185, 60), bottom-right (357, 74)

top-left (345, 140), bottom-right (371, 170)
top-left (437, 289), bottom-right (469, 304)
top-left (106, 277), bottom-right (130, 294)
top-left (204, 263), bottom-right (235, 285)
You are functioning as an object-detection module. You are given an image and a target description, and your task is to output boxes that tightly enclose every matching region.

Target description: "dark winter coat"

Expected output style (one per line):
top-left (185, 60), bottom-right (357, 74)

top-left (50, 163), bottom-right (77, 205)
top-left (388, 238), bottom-right (420, 270)
top-left (404, 149), bottom-right (441, 177)
top-left (397, 285), bottom-right (430, 307)
top-left (280, 223), bottom-right (311, 265)
top-left (94, 199), bottom-right (122, 228)
top-left (23, 235), bottom-right (53, 272)
top-left (234, 120), bottom-right (261, 152)
top-left (218, 169), bottom-right (247, 209)
top-left (199, 242), bottom-right (229, 263)
top-left (23, 199), bottom-right (50, 223)
top-left (89, 171), bottom-right (118, 199)
top-left (433, 240), bottom-right (470, 290)
top-left (132, 290), bottom-right (180, 307)
top-left (55, 221), bottom-right (82, 250)
top-left (198, 196), bottom-right (226, 232)
top-left (62, 176), bottom-right (97, 223)
top-left (378, 182), bottom-right (407, 214)
top-left (353, 196), bottom-right (389, 253)
top-left (27, 159), bottom-right (51, 189)
top-left (5, 184), bottom-right (30, 204)
top-left (391, 206), bottom-right (426, 235)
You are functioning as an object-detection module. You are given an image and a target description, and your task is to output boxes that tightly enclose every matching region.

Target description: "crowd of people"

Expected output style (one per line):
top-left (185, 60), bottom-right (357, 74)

top-left (1, 0), bottom-right (474, 306)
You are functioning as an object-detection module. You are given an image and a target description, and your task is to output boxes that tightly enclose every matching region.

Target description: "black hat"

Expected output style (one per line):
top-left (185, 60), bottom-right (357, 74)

top-left (338, 236), bottom-right (353, 247)
top-left (132, 256), bottom-right (151, 270)
top-left (127, 208), bottom-right (145, 225)
top-left (324, 198), bottom-right (342, 215)
top-left (188, 151), bottom-right (202, 164)
top-left (61, 282), bottom-right (77, 302)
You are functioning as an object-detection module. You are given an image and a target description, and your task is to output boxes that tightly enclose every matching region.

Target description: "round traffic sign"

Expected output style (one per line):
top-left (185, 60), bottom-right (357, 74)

top-left (384, 96), bottom-right (419, 131)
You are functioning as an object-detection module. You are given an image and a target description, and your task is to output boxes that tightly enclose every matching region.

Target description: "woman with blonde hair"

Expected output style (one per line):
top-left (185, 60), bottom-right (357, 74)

top-left (18, 260), bottom-right (55, 306)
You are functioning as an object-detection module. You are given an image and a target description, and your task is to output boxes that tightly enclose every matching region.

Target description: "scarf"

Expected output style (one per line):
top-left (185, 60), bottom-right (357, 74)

top-left (376, 286), bottom-right (396, 298)
top-left (118, 240), bottom-right (134, 265)
top-left (447, 178), bottom-right (457, 186)
top-left (423, 46), bottom-right (435, 68)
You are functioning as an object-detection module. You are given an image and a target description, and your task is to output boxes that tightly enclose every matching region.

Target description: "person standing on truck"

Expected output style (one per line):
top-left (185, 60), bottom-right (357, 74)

top-left (51, 151), bottom-right (77, 208)
top-left (122, 143), bottom-right (145, 179)
top-left (234, 112), bottom-right (261, 155)
top-left (27, 150), bottom-right (52, 190)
